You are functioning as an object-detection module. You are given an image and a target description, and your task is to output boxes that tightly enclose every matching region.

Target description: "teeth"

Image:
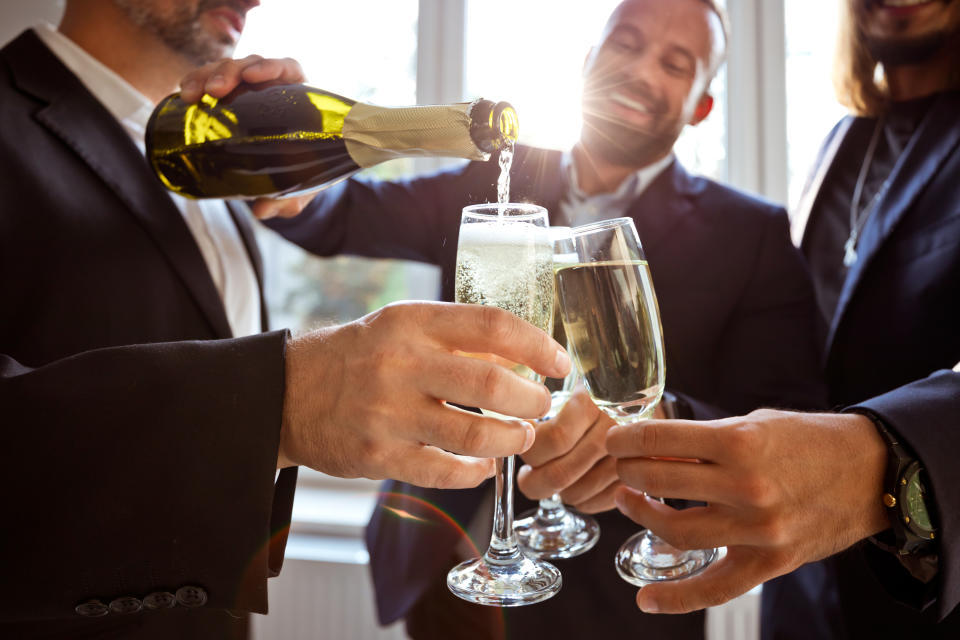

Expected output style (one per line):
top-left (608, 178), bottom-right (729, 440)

top-left (610, 93), bottom-right (651, 114)
top-left (881, 0), bottom-right (932, 7)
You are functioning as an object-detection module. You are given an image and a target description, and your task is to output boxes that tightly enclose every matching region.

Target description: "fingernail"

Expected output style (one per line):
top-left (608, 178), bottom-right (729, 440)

top-left (181, 80), bottom-right (200, 95)
top-left (519, 464), bottom-right (533, 475)
top-left (638, 596), bottom-right (659, 613)
top-left (247, 61), bottom-right (265, 72)
top-left (207, 74), bottom-right (226, 88)
top-left (522, 422), bottom-right (535, 451)
top-left (555, 348), bottom-right (571, 373)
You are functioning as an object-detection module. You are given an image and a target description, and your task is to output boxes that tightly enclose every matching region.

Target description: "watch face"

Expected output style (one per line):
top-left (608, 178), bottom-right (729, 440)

top-left (904, 467), bottom-right (933, 533)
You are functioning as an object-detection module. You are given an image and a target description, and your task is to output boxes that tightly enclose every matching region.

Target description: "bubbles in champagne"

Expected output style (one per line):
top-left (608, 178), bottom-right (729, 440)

top-left (455, 222), bottom-right (554, 381)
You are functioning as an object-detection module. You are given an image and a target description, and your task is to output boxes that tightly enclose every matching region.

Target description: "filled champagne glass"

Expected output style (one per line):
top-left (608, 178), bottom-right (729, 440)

top-left (446, 203), bottom-right (562, 606)
top-left (514, 227), bottom-right (601, 559)
top-left (555, 217), bottom-right (717, 586)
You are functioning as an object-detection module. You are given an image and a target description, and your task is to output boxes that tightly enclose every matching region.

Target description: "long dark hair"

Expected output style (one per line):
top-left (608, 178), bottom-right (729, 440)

top-left (833, 1), bottom-right (889, 117)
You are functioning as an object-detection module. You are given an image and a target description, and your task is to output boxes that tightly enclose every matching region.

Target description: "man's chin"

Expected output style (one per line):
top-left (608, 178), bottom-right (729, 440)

top-left (866, 30), bottom-right (952, 65)
top-left (183, 39), bottom-right (236, 67)
top-left (580, 124), bottom-right (673, 168)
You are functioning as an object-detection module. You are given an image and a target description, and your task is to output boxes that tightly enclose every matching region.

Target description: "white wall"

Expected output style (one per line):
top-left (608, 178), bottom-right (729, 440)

top-left (0, 0), bottom-right (64, 47)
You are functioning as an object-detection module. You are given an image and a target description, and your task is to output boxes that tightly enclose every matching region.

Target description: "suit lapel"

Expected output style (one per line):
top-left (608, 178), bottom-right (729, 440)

top-left (827, 94), bottom-right (960, 352)
top-left (6, 31), bottom-right (233, 339)
top-left (626, 160), bottom-right (695, 256)
top-left (794, 118), bottom-right (854, 247)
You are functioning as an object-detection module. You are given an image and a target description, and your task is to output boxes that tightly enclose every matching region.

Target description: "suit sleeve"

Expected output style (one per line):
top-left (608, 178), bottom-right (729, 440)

top-left (264, 160), bottom-right (496, 264)
top-left (0, 331), bottom-right (295, 622)
top-left (851, 370), bottom-right (960, 620)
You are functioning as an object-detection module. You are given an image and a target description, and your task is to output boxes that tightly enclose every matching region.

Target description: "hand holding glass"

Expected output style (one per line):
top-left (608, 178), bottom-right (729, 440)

top-left (514, 227), bottom-right (601, 559)
top-left (555, 217), bottom-right (717, 586)
top-left (446, 203), bottom-right (562, 606)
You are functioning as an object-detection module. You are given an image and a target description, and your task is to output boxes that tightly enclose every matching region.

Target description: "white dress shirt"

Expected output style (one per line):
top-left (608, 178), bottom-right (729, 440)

top-left (35, 23), bottom-right (262, 338)
top-left (559, 150), bottom-right (675, 228)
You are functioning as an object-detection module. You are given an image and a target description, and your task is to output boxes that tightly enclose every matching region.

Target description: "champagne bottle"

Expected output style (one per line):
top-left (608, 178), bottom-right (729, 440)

top-left (145, 84), bottom-right (518, 199)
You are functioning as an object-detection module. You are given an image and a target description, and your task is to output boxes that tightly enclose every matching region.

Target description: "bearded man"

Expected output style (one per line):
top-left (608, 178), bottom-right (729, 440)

top-left (603, 1), bottom-right (960, 637)
top-left (0, 2), bottom-right (573, 637)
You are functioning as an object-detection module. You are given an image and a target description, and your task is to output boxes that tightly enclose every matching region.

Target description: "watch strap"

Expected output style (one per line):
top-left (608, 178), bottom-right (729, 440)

top-left (851, 409), bottom-right (936, 556)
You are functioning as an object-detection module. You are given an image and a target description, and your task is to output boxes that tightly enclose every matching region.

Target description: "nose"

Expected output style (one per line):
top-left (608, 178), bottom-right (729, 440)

top-left (620, 50), bottom-right (660, 85)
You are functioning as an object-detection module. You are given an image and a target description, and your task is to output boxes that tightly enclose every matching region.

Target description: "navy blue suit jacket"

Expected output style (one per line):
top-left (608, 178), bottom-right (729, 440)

top-left (0, 31), bottom-right (296, 638)
top-left (763, 90), bottom-right (960, 639)
top-left (269, 146), bottom-right (826, 638)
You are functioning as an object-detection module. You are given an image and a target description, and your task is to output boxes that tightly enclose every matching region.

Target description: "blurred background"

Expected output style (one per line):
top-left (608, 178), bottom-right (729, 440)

top-left (1, 1), bottom-right (847, 637)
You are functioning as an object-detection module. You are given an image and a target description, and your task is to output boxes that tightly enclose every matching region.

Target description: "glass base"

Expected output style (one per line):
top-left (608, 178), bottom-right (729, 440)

top-left (615, 530), bottom-right (717, 587)
top-left (514, 506), bottom-right (600, 559)
top-left (447, 553), bottom-right (562, 607)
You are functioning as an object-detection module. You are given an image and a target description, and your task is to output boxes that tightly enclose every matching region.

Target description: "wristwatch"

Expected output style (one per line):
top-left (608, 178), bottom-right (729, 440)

top-left (854, 410), bottom-right (937, 555)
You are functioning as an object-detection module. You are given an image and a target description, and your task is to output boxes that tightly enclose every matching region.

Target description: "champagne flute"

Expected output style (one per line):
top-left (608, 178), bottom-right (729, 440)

top-left (514, 227), bottom-right (601, 559)
top-left (555, 217), bottom-right (717, 586)
top-left (446, 203), bottom-right (562, 606)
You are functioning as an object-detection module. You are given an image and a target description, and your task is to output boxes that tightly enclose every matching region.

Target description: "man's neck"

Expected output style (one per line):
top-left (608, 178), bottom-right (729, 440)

top-left (570, 143), bottom-right (669, 196)
top-left (886, 37), bottom-right (959, 102)
top-left (58, 3), bottom-right (190, 104)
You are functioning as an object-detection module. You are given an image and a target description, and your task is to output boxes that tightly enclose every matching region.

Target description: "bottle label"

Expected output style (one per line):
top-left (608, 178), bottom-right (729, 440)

top-left (342, 102), bottom-right (489, 167)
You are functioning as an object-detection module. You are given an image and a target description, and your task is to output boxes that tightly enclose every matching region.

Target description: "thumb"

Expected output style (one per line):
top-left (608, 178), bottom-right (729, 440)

top-left (634, 548), bottom-right (765, 614)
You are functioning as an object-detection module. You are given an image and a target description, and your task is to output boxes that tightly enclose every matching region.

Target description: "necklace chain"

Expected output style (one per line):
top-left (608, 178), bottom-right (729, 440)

top-left (844, 117), bottom-right (886, 268)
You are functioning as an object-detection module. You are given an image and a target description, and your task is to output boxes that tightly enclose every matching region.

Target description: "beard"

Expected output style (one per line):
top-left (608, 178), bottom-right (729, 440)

top-left (580, 111), bottom-right (679, 166)
top-left (863, 0), bottom-right (960, 66)
top-left (579, 74), bottom-right (682, 167)
top-left (112, 0), bottom-right (243, 66)
top-left (866, 30), bottom-right (953, 65)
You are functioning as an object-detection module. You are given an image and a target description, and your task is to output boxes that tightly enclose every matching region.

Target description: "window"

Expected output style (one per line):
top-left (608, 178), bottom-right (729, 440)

top-left (235, 0), bottom-right (439, 339)
top-left (784, 0), bottom-right (848, 209)
top-left (235, 1), bottom-right (437, 496)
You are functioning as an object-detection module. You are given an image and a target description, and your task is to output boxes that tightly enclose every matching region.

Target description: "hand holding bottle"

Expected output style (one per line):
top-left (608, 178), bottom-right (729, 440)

top-left (178, 54), bottom-right (307, 103)
top-left (277, 301), bottom-right (572, 488)
top-left (175, 55), bottom-right (315, 219)
top-left (150, 56), bottom-right (517, 205)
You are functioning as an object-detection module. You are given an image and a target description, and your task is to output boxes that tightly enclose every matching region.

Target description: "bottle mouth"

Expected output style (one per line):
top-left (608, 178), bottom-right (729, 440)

top-left (492, 101), bottom-right (519, 146)
top-left (470, 99), bottom-right (519, 152)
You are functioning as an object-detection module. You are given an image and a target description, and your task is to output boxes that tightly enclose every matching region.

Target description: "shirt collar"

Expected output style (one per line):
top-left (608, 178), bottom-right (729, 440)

top-left (559, 149), bottom-right (674, 227)
top-left (33, 23), bottom-right (156, 137)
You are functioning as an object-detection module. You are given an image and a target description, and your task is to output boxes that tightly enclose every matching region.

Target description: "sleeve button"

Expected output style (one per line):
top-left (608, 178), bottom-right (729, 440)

top-left (143, 591), bottom-right (177, 610)
top-left (109, 597), bottom-right (143, 615)
top-left (75, 600), bottom-right (109, 617)
top-left (175, 585), bottom-right (208, 608)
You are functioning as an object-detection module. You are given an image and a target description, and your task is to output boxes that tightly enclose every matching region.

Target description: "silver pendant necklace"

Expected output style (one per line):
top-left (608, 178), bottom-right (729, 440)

top-left (844, 116), bottom-right (886, 268)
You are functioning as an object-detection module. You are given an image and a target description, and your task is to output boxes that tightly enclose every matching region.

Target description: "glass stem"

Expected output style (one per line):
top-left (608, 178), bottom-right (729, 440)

top-left (537, 494), bottom-right (567, 523)
top-left (485, 455), bottom-right (522, 564)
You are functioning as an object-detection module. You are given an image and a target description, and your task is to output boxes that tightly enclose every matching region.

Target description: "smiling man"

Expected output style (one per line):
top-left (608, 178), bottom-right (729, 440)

top-left (250, 0), bottom-right (826, 637)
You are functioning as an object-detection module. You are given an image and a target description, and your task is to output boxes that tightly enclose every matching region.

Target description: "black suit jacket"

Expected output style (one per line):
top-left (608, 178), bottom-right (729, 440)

top-left (269, 146), bottom-right (826, 638)
top-left (762, 90), bottom-right (960, 639)
top-left (0, 30), bottom-right (296, 638)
